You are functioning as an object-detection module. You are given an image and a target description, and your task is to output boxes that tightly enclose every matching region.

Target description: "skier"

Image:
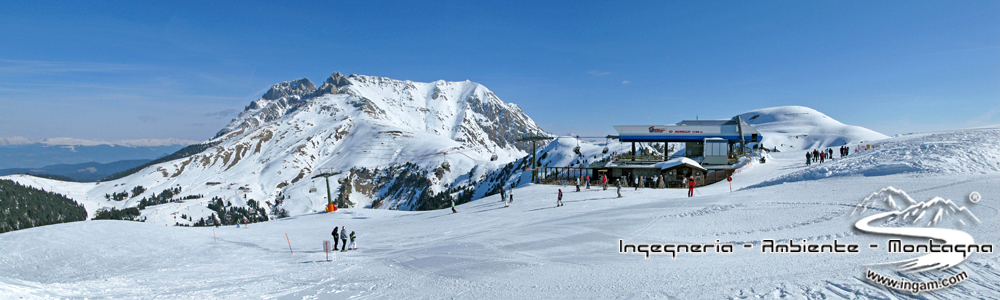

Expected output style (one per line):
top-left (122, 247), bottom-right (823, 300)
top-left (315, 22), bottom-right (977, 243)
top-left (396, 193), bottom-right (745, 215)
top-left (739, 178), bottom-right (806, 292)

top-left (828, 148), bottom-right (833, 160)
top-left (557, 189), bottom-right (563, 207)
top-left (347, 231), bottom-right (357, 250)
top-left (451, 198), bottom-right (457, 213)
top-left (508, 187), bottom-right (513, 204)
top-left (332, 226), bottom-right (340, 250)
top-left (575, 177), bottom-right (581, 192)
top-left (806, 152), bottom-right (812, 166)
top-left (585, 175), bottom-right (590, 189)
top-left (687, 176), bottom-right (696, 197)
top-left (634, 176), bottom-right (639, 191)
top-left (500, 188), bottom-right (506, 203)
top-left (820, 152), bottom-right (825, 163)
top-left (602, 175), bottom-right (608, 190)
top-left (616, 179), bottom-right (622, 198)
top-left (340, 226), bottom-right (348, 252)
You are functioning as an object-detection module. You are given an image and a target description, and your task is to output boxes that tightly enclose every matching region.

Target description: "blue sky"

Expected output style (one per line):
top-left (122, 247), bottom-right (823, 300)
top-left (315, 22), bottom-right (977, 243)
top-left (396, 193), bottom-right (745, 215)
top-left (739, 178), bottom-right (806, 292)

top-left (1, 1), bottom-right (997, 141)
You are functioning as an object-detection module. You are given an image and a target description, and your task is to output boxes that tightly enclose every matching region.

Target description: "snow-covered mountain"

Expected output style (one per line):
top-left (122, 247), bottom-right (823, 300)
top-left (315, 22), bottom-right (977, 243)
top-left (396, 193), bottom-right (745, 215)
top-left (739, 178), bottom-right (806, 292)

top-left (12, 73), bottom-right (554, 222)
top-left (739, 106), bottom-right (888, 151)
top-left (194, 72), bottom-right (550, 212)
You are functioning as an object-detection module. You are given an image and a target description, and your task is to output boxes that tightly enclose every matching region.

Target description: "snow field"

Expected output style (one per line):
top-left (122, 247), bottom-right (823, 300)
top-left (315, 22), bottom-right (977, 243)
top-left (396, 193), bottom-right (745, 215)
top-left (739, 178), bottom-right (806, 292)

top-left (3, 133), bottom-right (1000, 298)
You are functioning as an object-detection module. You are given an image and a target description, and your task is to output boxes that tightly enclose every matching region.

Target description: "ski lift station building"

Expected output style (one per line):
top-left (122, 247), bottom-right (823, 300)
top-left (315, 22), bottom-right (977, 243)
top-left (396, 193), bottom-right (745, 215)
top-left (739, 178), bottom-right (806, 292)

top-left (537, 116), bottom-right (761, 188)
top-left (613, 116), bottom-right (762, 165)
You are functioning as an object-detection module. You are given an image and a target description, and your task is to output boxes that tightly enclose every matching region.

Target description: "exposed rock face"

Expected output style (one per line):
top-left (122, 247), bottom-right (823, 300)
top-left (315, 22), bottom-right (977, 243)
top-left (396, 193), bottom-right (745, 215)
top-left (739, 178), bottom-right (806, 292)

top-left (261, 78), bottom-right (316, 101)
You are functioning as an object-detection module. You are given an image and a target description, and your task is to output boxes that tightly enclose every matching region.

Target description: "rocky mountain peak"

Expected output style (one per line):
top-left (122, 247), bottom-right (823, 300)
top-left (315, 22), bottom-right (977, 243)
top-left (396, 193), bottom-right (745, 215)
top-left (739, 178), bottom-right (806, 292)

top-left (261, 78), bottom-right (317, 101)
top-left (312, 72), bottom-right (352, 97)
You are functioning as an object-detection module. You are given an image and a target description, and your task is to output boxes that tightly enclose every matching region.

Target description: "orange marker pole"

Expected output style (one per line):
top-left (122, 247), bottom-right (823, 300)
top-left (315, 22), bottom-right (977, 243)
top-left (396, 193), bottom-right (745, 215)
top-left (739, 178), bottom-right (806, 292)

top-left (213, 229), bottom-right (217, 242)
top-left (285, 233), bottom-right (293, 255)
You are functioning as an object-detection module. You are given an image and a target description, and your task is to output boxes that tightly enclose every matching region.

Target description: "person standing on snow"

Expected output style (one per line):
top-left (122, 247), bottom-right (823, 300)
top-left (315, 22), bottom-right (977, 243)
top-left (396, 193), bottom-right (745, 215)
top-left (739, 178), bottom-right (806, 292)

top-left (585, 175), bottom-right (590, 189)
top-left (634, 176), bottom-right (639, 191)
top-left (451, 198), bottom-right (457, 213)
top-left (687, 176), bottom-right (696, 197)
top-left (508, 187), bottom-right (513, 204)
top-left (602, 175), bottom-right (608, 190)
top-left (332, 226), bottom-right (340, 250)
top-left (340, 227), bottom-right (348, 252)
top-left (557, 189), bottom-right (563, 207)
top-left (348, 231), bottom-right (357, 250)
top-left (828, 148), bottom-right (833, 160)
top-left (575, 177), bottom-right (581, 192)
top-left (806, 152), bottom-right (812, 166)
top-left (500, 188), bottom-right (506, 203)
top-left (616, 179), bottom-right (622, 198)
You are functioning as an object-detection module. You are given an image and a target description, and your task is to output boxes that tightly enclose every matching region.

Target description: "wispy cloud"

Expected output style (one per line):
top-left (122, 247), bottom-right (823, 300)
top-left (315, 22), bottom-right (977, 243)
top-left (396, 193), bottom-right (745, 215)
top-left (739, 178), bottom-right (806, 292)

top-left (587, 70), bottom-right (611, 76)
top-left (966, 108), bottom-right (1000, 126)
top-left (908, 45), bottom-right (1000, 58)
top-left (0, 59), bottom-right (148, 74)
top-left (622, 80), bottom-right (631, 85)
top-left (204, 109), bottom-right (239, 118)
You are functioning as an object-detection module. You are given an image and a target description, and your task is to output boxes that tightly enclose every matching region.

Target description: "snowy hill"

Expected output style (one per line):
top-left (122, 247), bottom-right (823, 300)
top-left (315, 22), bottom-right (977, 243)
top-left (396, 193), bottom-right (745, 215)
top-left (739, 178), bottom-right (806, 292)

top-left (739, 106), bottom-right (888, 151)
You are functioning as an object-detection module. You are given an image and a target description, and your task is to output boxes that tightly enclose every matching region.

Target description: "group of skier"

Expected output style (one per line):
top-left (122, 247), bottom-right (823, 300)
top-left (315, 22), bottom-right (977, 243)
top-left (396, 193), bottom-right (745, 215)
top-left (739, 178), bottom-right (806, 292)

top-left (499, 185), bottom-right (514, 207)
top-left (806, 144), bottom-right (876, 166)
top-left (330, 226), bottom-right (357, 251)
top-left (623, 174), bottom-right (667, 189)
top-left (806, 148), bottom-right (834, 165)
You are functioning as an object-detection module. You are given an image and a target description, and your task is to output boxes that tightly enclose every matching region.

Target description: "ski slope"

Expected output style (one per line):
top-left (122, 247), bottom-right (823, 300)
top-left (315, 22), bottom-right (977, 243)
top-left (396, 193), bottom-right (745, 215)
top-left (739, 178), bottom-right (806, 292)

top-left (2, 126), bottom-right (1000, 299)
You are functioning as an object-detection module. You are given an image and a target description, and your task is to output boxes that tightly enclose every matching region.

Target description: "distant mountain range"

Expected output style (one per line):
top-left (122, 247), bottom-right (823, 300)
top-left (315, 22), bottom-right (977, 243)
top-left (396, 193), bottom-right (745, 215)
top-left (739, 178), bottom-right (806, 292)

top-left (0, 159), bottom-right (152, 182)
top-left (0, 140), bottom-right (193, 169)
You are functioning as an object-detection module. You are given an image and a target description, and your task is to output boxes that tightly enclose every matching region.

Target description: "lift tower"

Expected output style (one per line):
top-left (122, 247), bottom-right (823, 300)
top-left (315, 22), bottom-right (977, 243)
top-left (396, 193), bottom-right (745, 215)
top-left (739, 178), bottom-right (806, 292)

top-left (311, 170), bottom-right (343, 212)
top-left (517, 135), bottom-right (555, 183)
